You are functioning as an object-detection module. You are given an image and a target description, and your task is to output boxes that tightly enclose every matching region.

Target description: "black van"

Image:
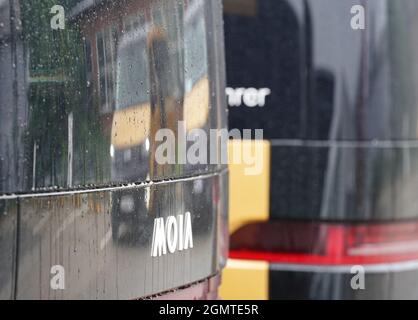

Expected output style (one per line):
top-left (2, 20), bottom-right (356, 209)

top-left (0, 0), bottom-right (228, 299)
top-left (221, 0), bottom-right (418, 299)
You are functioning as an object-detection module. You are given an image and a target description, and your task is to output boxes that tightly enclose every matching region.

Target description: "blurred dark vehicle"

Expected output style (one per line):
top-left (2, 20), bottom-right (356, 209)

top-left (221, 0), bottom-right (418, 300)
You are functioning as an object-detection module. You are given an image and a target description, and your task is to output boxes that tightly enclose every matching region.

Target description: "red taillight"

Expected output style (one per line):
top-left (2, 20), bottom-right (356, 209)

top-left (229, 221), bottom-right (418, 265)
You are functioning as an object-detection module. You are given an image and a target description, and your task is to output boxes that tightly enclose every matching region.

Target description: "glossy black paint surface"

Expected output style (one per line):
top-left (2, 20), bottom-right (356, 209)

top-left (0, 0), bottom-right (227, 194)
top-left (270, 144), bottom-right (418, 221)
top-left (225, 0), bottom-right (418, 141)
top-left (15, 171), bottom-right (226, 299)
top-left (224, 0), bottom-right (418, 222)
top-left (269, 266), bottom-right (418, 300)
top-left (0, 199), bottom-right (17, 300)
top-left (0, 0), bottom-right (228, 300)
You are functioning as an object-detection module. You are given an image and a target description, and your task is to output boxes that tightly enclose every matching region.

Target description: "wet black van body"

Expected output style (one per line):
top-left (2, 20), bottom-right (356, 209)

top-left (0, 0), bottom-right (228, 299)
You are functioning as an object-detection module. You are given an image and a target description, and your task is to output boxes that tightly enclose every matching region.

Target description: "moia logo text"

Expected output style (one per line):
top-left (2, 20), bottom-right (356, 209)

top-left (151, 212), bottom-right (193, 257)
